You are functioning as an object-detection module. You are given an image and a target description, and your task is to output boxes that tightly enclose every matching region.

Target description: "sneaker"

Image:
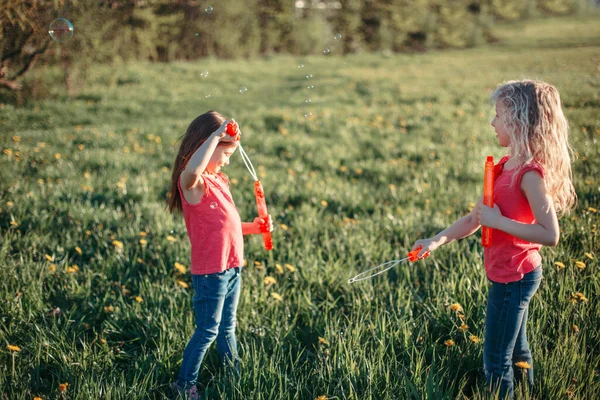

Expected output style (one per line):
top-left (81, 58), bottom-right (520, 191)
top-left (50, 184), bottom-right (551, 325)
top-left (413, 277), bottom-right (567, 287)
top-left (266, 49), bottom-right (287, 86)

top-left (170, 381), bottom-right (199, 400)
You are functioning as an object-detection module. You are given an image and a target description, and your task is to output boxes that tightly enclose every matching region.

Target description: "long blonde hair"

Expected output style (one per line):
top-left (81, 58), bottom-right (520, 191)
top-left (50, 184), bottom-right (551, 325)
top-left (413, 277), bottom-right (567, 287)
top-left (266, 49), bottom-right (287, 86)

top-left (490, 80), bottom-right (576, 216)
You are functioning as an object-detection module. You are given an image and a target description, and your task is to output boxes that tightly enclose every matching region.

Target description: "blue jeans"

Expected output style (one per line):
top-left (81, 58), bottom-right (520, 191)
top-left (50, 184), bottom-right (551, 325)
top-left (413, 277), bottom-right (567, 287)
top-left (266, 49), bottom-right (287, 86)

top-left (484, 266), bottom-right (542, 399)
top-left (177, 267), bottom-right (242, 387)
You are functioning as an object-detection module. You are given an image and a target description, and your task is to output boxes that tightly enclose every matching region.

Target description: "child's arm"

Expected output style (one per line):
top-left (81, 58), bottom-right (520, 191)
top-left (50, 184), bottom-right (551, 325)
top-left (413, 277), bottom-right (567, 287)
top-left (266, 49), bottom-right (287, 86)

top-left (478, 170), bottom-right (559, 246)
top-left (411, 197), bottom-right (483, 257)
top-left (241, 216), bottom-right (274, 236)
top-left (180, 121), bottom-right (230, 190)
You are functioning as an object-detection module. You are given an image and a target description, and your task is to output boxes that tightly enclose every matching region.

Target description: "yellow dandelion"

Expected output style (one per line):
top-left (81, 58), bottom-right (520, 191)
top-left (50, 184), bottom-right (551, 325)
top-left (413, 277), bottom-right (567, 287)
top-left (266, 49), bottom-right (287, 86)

top-left (280, 224), bottom-right (289, 231)
top-left (584, 252), bottom-right (594, 260)
top-left (320, 200), bottom-right (328, 207)
top-left (575, 292), bottom-right (589, 302)
top-left (554, 261), bottom-right (566, 270)
top-left (514, 361), bottom-right (531, 369)
top-left (10, 221), bottom-right (19, 227)
top-left (45, 254), bottom-right (54, 262)
top-left (354, 167), bottom-right (363, 175)
top-left (139, 239), bottom-right (148, 246)
top-left (458, 323), bottom-right (469, 333)
top-left (254, 261), bottom-right (264, 270)
top-left (444, 339), bottom-right (455, 347)
top-left (112, 240), bottom-right (124, 249)
top-left (75, 246), bottom-right (82, 255)
top-left (100, 338), bottom-right (106, 344)
top-left (588, 207), bottom-right (597, 213)
top-left (166, 235), bottom-right (177, 242)
top-left (315, 396), bottom-right (328, 400)
top-left (139, 232), bottom-right (147, 237)
top-left (54, 153), bottom-right (61, 160)
top-left (449, 303), bottom-right (463, 313)
top-left (6, 201), bottom-right (14, 207)
top-left (6, 344), bottom-right (21, 352)
top-left (575, 261), bottom-right (586, 270)
top-left (284, 263), bottom-right (296, 272)
top-left (66, 265), bottom-right (79, 274)
top-left (103, 306), bottom-right (114, 313)
top-left (264, 276), bottom-right (277, 285)
top-left (134, 296), bottom-right (143, 303)
top-left (85, 230), bottom-right (92, 235)
top-left (174, 262), bottom-right (187, 274)
top-left (469, 335), bottom-right (480, 344)
top-left (318, 337), bottom-right (329, 345)
top-left (58, 383), bottom-right (68, 392)
top-left (275, 263), bottom-right (284, 274)
top-left (34, 397), bottom-right (42, 400)
top-left (49, 264), bottom-right (56, 272)
top-left (177, 280), bottom-right (189, 289)
top-left (271, 292), bottom-right (283, 302)
top-left (137, 258), bottom-right (143, 263)
top-left (572, 324), bottom-right (579, 333)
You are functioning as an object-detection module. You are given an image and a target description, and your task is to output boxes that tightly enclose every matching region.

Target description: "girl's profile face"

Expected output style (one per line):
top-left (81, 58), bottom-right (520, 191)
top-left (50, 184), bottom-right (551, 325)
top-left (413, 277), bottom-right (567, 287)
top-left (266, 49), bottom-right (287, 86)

top-left (491, 100), bottom-right (511, 147)
top-left (206, 143), bottom-right (238, 174)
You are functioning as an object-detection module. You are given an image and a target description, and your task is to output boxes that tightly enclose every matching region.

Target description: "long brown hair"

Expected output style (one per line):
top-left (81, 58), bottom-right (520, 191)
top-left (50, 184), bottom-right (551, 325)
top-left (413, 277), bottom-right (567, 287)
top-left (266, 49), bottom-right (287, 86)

top-left (167, 110), bottom-right (227, 214)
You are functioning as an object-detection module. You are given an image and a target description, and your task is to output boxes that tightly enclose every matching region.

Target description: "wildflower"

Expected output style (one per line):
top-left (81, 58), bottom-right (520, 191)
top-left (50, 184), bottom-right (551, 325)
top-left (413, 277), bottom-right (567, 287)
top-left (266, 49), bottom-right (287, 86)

top-left (469, 335), bottom-right (480, 344)
top-left (280, 224), bottom-right (289, 231)
top-left (458, 323), bottom-right (469, 333)
top-left (48, 307), bottom-right (62, 317)
top-left (49, 264), bottom-right (56, 272)
top-left (254, 261), bottom-right (264, 270)
top-left (555, 261), bottom-right (566, 270)
top-left (320, 200), bottom-right (328, 207)
top-left (588, 207), bottom-right (597, 213)
top-left (271, 292), bottom-right (283, 302)
top-left (444, 339), bottom-right (455, 347)
top-left (285, 263), bottom-right (296, 272)
top-left (112, 240), bottom-right (123, 249)
top-left (275, 263), bottom-right (284, 274)
top-left (174, 262), bottom-right (187, 274)
top-left (134, 296), bottom-right (143, 303)
top-left (575, 261), bottom-right (586, 270)
top-left (315, 396), bottom-right (328, 400)
top-left (6, 345), bottom-right (21, 352)
top-left (137, 258), bottom-right (143, 263)
top-left (572, 324), bottom-right (579, 333)
top-left (85, 230), bottom-right (92, 235)
top-left (104, 306), bottom-right (114, 313)
top-left (514, 361), bottom-right (531, 369)
top-left (318, 337), bottom-right (329, 345)
top-left (166, 235), bottom-right (176, 242)
top-left (66, 265), bottom-right (79, 274)
top-left (264, 276), bottom-right (277, 285)
top-left (139, 239), bottom-right (148, 246)
top-left (139, 231), bottom-right (147, 237)
top-left (34, 397), bottom-right (42, 400)
top-left (10, 221), bottom-right (18, 227)
top-left (45, 254), bottom-right (54, 262)
top-left (58, 383), bottom-right (68, 392)
top-left (75, 246), bottom-right (82, 255)
top-left (449, 303), bottom-right (463, 313)
top-left (177, 280), bottom-right (189, 289)
top-left (585, 252), bottom-right (594, 260)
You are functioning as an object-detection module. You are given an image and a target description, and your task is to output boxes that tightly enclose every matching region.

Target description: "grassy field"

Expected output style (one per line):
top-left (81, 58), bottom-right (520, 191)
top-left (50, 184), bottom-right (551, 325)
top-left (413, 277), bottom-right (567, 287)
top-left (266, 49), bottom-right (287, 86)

top-left (1, 15), bottom-right (599, 399)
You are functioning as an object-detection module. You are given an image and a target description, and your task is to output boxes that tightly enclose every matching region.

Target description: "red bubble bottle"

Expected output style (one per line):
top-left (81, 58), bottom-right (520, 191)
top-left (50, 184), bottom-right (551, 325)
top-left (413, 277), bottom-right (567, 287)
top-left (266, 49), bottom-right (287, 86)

top-left (482, 156), bottom-right (494, 247)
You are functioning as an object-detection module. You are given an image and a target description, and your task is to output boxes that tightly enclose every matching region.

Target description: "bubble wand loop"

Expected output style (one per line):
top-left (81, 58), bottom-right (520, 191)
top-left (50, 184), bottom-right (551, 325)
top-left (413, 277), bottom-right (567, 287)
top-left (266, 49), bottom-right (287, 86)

top-left (482, 156), bottom-right (494, 248)
top-left (227, 121), bottom-right (273, 251)
top-left (348, 247), bottom-right (430, 284)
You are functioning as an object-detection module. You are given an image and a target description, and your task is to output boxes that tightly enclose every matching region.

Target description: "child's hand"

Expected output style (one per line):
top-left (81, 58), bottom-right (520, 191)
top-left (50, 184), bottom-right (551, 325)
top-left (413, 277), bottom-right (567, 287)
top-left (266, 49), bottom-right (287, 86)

top-left (253, 215), bottom-right (274, 234)
top-left (411, 238), bottom-right (441, 258)
top-left (478, 204), bottom-right (503, 228)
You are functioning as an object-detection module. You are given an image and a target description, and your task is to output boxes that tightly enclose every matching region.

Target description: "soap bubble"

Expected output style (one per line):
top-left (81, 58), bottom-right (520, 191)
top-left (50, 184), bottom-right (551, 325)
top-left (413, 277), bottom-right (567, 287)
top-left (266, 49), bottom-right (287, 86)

top-left (195, 33), bottom-right (199, 36)
top-left (49, 18), bottom-right (74, 42)
top-left (297, 64), bottom-right (304, 68)
top-left (334, 33), bottom-right (342, 40)
top-left (200, 71), bottom-right (209, 78)
top-left (239, 87), bottom-right (248, 94)
top-left (305, 99), bottom-right (312, 104)
top-left (205, 5), bottom-right (214, 14)
top-left (304, 111), bottom-right (313, 118)
top-left (307, 85), bottom-right (314, 90)
top-left (323, 48), bottom-right (330, 55)
top-left (210, 202), bottom-right (218, 209)
top-left (205, 94), bottom-right (211, 98)
top-left (305, 74), bottom-right (313, 80)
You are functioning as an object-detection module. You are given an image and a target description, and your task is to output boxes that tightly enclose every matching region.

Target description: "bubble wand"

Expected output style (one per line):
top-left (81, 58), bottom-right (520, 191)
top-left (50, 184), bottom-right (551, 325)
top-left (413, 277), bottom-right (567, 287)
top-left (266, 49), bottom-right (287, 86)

top-left (482, 156), bottom-right (494, 247)
top-left (226, 121), bottom-right (273, 251)
top-left (348, 246), bottom-right (430, 284)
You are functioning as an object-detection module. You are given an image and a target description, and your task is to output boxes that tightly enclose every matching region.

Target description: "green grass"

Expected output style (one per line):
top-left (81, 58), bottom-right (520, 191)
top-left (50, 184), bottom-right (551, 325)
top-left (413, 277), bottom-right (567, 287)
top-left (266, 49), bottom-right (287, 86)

top-left (1, 15), bottom-right (599, 399)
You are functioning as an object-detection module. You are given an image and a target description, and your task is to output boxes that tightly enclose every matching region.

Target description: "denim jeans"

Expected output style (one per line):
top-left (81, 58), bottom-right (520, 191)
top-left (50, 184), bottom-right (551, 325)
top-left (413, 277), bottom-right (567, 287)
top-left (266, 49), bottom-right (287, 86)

top-left (484, 266), bottom-right (542, 399)
top-left (177, 267), bottom-right (242, 387)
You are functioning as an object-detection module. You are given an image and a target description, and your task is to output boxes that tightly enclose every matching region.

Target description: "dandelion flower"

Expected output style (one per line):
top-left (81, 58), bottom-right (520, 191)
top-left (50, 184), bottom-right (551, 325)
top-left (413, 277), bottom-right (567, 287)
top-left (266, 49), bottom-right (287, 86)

top-left (45, 254), bottom-right (54, 262)
top-left (58, 383), bottom-right (69, 392)
top-left (318, 337), bottom-right (329, 345)
top-left (449, 303), bottom-right (463, 313)
top-left (271, 292), bottom-right (283, 302)
top-left (75, 246), bottom-right (82, 255)
top-left (315, 396), bottom-right (328, 400)
top-left (588, 207), bottom-right (597, 213)
top-left (264, 276), bottom-right (277, 285)
top-left (174, 262), bottom-right (187, 274)
top-left (66, 265), bottom-right (79, 274)
top-left (104, 306), bottom-right (114, 313)
top-left (6, 345), bottom-right (21, 352)
top-left (554, 261), bottom-right (566, 270)
top-left (275, 263), bottom-right (284, 274)
top-left (584, 252), bottom-right (594, 260)
top-left (514, 361), bottom-right (531, 369)
top-left (10, 221), bottom-right (18, 227)
top-left (134, 296), bottom-right (143, 303)
top-left (320, 200), bottom-right (328, 207)
top-left (444, 339), bottom-right (455, 347)
top-left (139, 231), bottom-right (147, 237)
top-left (469, 335), bottom-right (480, 344)
top-left (459, 323), bottom-right (469, 333)
top-left (49, 264), bottom-right (56, 272)
top-left (280, 224), bottom-right (289, 231)
top-left (285, 263), bottom-right (296, 272)
top-left (166, 235), bottom-right (177, 242)
top-left (177, 280), bottom-right (189, 289)
top-left (572, 324), bottom-right (579, 333)
top-left (575, 261), bottom-right (586, 270)
top-left (139, 239), bottom-right (148, 246)
top-left (112, 240), bottom-right (124, 249)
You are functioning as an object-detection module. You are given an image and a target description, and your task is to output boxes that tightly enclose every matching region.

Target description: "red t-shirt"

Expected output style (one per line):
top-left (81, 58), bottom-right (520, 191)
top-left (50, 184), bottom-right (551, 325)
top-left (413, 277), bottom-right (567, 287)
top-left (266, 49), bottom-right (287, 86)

top-left (177, 173), bottom-right (244, 275)
top-left (484, 156), bottom-right (544, 283)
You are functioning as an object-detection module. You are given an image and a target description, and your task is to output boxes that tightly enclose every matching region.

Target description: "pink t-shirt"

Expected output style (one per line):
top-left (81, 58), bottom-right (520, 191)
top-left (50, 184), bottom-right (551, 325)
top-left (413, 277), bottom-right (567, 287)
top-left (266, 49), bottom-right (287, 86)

top-left (177, 173), bottom-right (244, 275)
top-left (484, 156), bottom-right (544, 283)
